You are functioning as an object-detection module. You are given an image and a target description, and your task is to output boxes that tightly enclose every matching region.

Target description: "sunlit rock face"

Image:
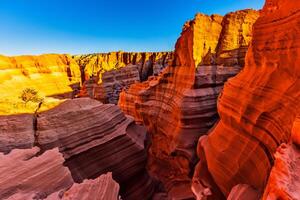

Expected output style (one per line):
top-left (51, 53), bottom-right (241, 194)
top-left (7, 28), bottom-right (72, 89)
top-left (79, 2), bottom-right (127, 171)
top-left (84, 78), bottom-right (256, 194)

top-left (36, 98), bottom-right (154, 200)
top-left (0, 147), bottom-right (74, 199)
top-left (0, 146), bottom-right (120, 200)
top-left (0, 54), bottom-right (81, 114)
top-left (197, 0), bottom-right (300, 198)
top-left (0, 98), bottom-right (152, 199)
top-left (73, 51), bottom-right (173, 83)
top-left (118, 9), bottom-right (258, 198)
top-left (101, 64), bottom-right (141, 104)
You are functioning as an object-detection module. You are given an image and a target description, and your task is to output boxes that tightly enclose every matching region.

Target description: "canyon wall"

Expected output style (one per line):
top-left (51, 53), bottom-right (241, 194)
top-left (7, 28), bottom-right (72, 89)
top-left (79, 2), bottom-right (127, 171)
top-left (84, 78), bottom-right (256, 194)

top-left (0, 98), bottom-right (153, 199)
top-left (73, 51), bottom-right (173, 83)
top-left (118, 9), bottom-right (259, 198)
top-left (0, 54), bottom-right (81, 114)
top-left (193, 0), bottom-right (300, 198)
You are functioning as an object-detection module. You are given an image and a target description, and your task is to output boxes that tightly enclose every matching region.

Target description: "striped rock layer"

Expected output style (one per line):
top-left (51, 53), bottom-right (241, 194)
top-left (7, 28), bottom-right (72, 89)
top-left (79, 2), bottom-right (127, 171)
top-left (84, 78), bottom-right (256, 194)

top-left (118, 9), bottom-right (258, 198)
top-left (0, 98), bottom-right (153, 199)
top-left (0, 147), bottom-right (120, 200)
top-left (73, 51), bottom-right (173, 83)
top-left (197, 0), bottom-right (300, 198)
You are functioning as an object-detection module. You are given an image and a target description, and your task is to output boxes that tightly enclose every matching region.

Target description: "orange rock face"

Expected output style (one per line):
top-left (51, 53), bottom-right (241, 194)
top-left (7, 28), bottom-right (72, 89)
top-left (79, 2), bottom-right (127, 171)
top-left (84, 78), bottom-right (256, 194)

top-left (262, 143), bottom-right (300, 200)
top-left (73, 51), bottom-right (173, 83)
top-left (197, 0), bottom-right (300, 197)
top-left (118, 9), bottom-right (258, 198)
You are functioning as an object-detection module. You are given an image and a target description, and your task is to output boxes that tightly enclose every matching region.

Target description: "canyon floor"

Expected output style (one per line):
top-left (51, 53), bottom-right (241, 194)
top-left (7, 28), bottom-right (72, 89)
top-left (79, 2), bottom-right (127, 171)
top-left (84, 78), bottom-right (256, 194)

top-left (0, 0), bottom-right (300, 200)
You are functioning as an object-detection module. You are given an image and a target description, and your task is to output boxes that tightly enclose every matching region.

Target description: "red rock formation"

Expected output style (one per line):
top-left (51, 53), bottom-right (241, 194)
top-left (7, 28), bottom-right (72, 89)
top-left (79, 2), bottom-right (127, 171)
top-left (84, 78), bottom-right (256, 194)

top-left (73, 51), bottom-right (173, 82)
top-left (0, 147), bottom-right (73, 199)
top-left (0, 114), bottom-right (34, 153)
top-left (119, 10), bottom-right (258, 198)
top-left (227, 184), bottom-right (260, 200)
top-left (197, 0), bottom-right (300, 197)
top-left (36, 98), bottom-right (154, 199)
top-left (60, 173), bottom-right (120, 200)
top-left (0, 54), bottom-right (81, 100)
top-left (101, 64), bottom-right (140, 104)
top-left (262, 143), bottom-right (300, 200)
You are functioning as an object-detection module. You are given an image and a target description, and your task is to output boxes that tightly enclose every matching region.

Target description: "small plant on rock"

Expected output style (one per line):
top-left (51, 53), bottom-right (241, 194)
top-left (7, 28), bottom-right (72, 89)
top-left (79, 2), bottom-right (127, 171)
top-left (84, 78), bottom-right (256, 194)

top-left (19, 88), bottom-right (44, 107)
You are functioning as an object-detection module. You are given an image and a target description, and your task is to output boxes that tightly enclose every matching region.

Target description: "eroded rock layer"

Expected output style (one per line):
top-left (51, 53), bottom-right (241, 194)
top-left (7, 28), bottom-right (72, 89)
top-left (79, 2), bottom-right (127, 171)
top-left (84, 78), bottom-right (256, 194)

top-left (262, 143), bottom-right (300, 200)
top-left (0, 54), bottom-right (81, 100)
top-left (118, 9), bottom-right (258, 198)
top-left (59, 173), bottom-right (120, 200)
top-left (36, 98), bottom-right (154, 199)
top-left (0, 114), bottom-right (34, 153)
top-left (73, 51), bottom-right (173, 83)
top-left (198, 0), bottom-right (300, 197)
top-left (101, 64), bottom-right (140, 104)
top-left (0, 147), bottom-right (73, 199)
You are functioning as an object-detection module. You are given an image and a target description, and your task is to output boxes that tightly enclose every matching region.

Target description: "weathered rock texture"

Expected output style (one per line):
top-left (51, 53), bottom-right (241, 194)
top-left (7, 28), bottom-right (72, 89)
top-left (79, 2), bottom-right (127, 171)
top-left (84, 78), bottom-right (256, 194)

top-left (0, 98), bottom-right (152, 199)
top-left (60, 173), bottom-right (120, 200)
top-left (73, 51), bottom-right (173, 83)
top-left (196, 0), bottom-right (300, 198)
top-left (262, 143), bottom-right (300, 200)
top-left (0, 147), bottom-right (73, 199)
top-left (227, 184), bottom-right (260, 200)
top-left (0, 54), bottom-right (81, 99)
top-left (118, 9), bottom-right (258, 198)
top-left (101, 64), bottom-right (140, 104)
top-left (36, 98), bottom-right (154, 199)
top-left (0, 114), bottom-right (34, 153)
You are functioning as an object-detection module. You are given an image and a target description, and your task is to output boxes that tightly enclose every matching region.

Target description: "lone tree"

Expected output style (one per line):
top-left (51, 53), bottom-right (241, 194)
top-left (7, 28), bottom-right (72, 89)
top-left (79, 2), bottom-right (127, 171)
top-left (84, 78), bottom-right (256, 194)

top-left (19, 88), bottom-right (44, 107)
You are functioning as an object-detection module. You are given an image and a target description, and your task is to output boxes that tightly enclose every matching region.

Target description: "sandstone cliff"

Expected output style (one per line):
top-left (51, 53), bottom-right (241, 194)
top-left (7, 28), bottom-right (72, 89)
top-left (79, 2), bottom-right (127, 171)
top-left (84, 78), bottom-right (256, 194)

top-left (193, 0), bottom-right (300, 198)
top-left (118, 9), bottom-right (259, 198)
top-left (0, 54), bottom-right (81, 114)
top-left (73, 51), bottom-right (173, 83)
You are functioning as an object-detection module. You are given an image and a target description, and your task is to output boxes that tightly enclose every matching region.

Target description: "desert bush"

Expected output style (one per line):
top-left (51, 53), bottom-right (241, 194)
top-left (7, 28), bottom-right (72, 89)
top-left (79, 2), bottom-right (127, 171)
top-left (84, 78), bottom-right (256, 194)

top-left (19, 88), bottom-right (44, 107)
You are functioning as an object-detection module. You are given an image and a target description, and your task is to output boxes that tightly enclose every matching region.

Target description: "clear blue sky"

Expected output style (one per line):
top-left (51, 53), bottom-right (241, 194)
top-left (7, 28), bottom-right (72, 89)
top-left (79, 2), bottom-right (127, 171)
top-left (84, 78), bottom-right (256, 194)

top-left (0, 0), bottom-right (264, 56)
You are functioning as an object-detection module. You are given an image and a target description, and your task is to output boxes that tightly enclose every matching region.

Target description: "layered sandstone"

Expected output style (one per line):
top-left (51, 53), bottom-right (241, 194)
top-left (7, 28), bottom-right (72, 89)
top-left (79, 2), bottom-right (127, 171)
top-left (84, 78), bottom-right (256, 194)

top-left (196, 0), bottom-right (300, 197)
top-left (118, 9), bottom-right (258, 198)
top-left (59, 173), bottom-right (120, 200)
top-left (262, 143), bottom-right (300, 200)
top-left (0, 147), bottom-right (73, 199)
top-left (227, 184), bottom-right (260, 200)
top-left (73, 51), bottom-right (173, 83)
top-left (0, 114), bottom-right (34, 153)
top-left (0, 54), bottom-right (81, 114)
top-left (36, 98), bottom-right (154, 199)
top-left (101, 64), bottom-right (140, 104)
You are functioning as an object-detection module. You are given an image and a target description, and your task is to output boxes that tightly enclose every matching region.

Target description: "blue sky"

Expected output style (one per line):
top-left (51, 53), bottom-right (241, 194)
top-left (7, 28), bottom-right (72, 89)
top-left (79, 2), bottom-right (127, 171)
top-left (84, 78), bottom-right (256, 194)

top-left (0, 0), bottom-right (264, 55)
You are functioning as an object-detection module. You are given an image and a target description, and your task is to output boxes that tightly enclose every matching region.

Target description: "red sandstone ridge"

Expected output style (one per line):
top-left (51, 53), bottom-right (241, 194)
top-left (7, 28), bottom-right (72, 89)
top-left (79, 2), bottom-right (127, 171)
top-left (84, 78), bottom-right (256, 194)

top-left (193, 0), bottom-right (300, 198)
top-left (118, 9), bottom-right (258, 198)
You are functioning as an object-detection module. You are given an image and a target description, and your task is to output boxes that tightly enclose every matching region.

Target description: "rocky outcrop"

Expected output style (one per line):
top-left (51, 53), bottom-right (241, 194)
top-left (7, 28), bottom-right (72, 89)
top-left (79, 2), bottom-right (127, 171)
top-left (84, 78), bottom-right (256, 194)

top-left (101, 64), bottom-right (140, 104)
top-left (0, 147), bottom-right (73, 199)
top-left (35, 98), bottom-right (154, 199)
top-left (227, 184), bottom-right (260, 200)
top-left (0, 98), bottom-right (152, 199)
top-left (0, 146), bottom-right (121, 200)
top-left (73, 51), bottom-right (173, 83)
top-left (0, 54), bottom-right (81, 100)
top-left (59, 173), bottom-right (120, 200)
top-left (118, 9), bottom-right (258, 198)
top-left (0, 114), bottom-right (34, 153)
top-left (195, 0), bottom-right (300, 198)
top-left (262, 143), bottom-right (300, 200)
